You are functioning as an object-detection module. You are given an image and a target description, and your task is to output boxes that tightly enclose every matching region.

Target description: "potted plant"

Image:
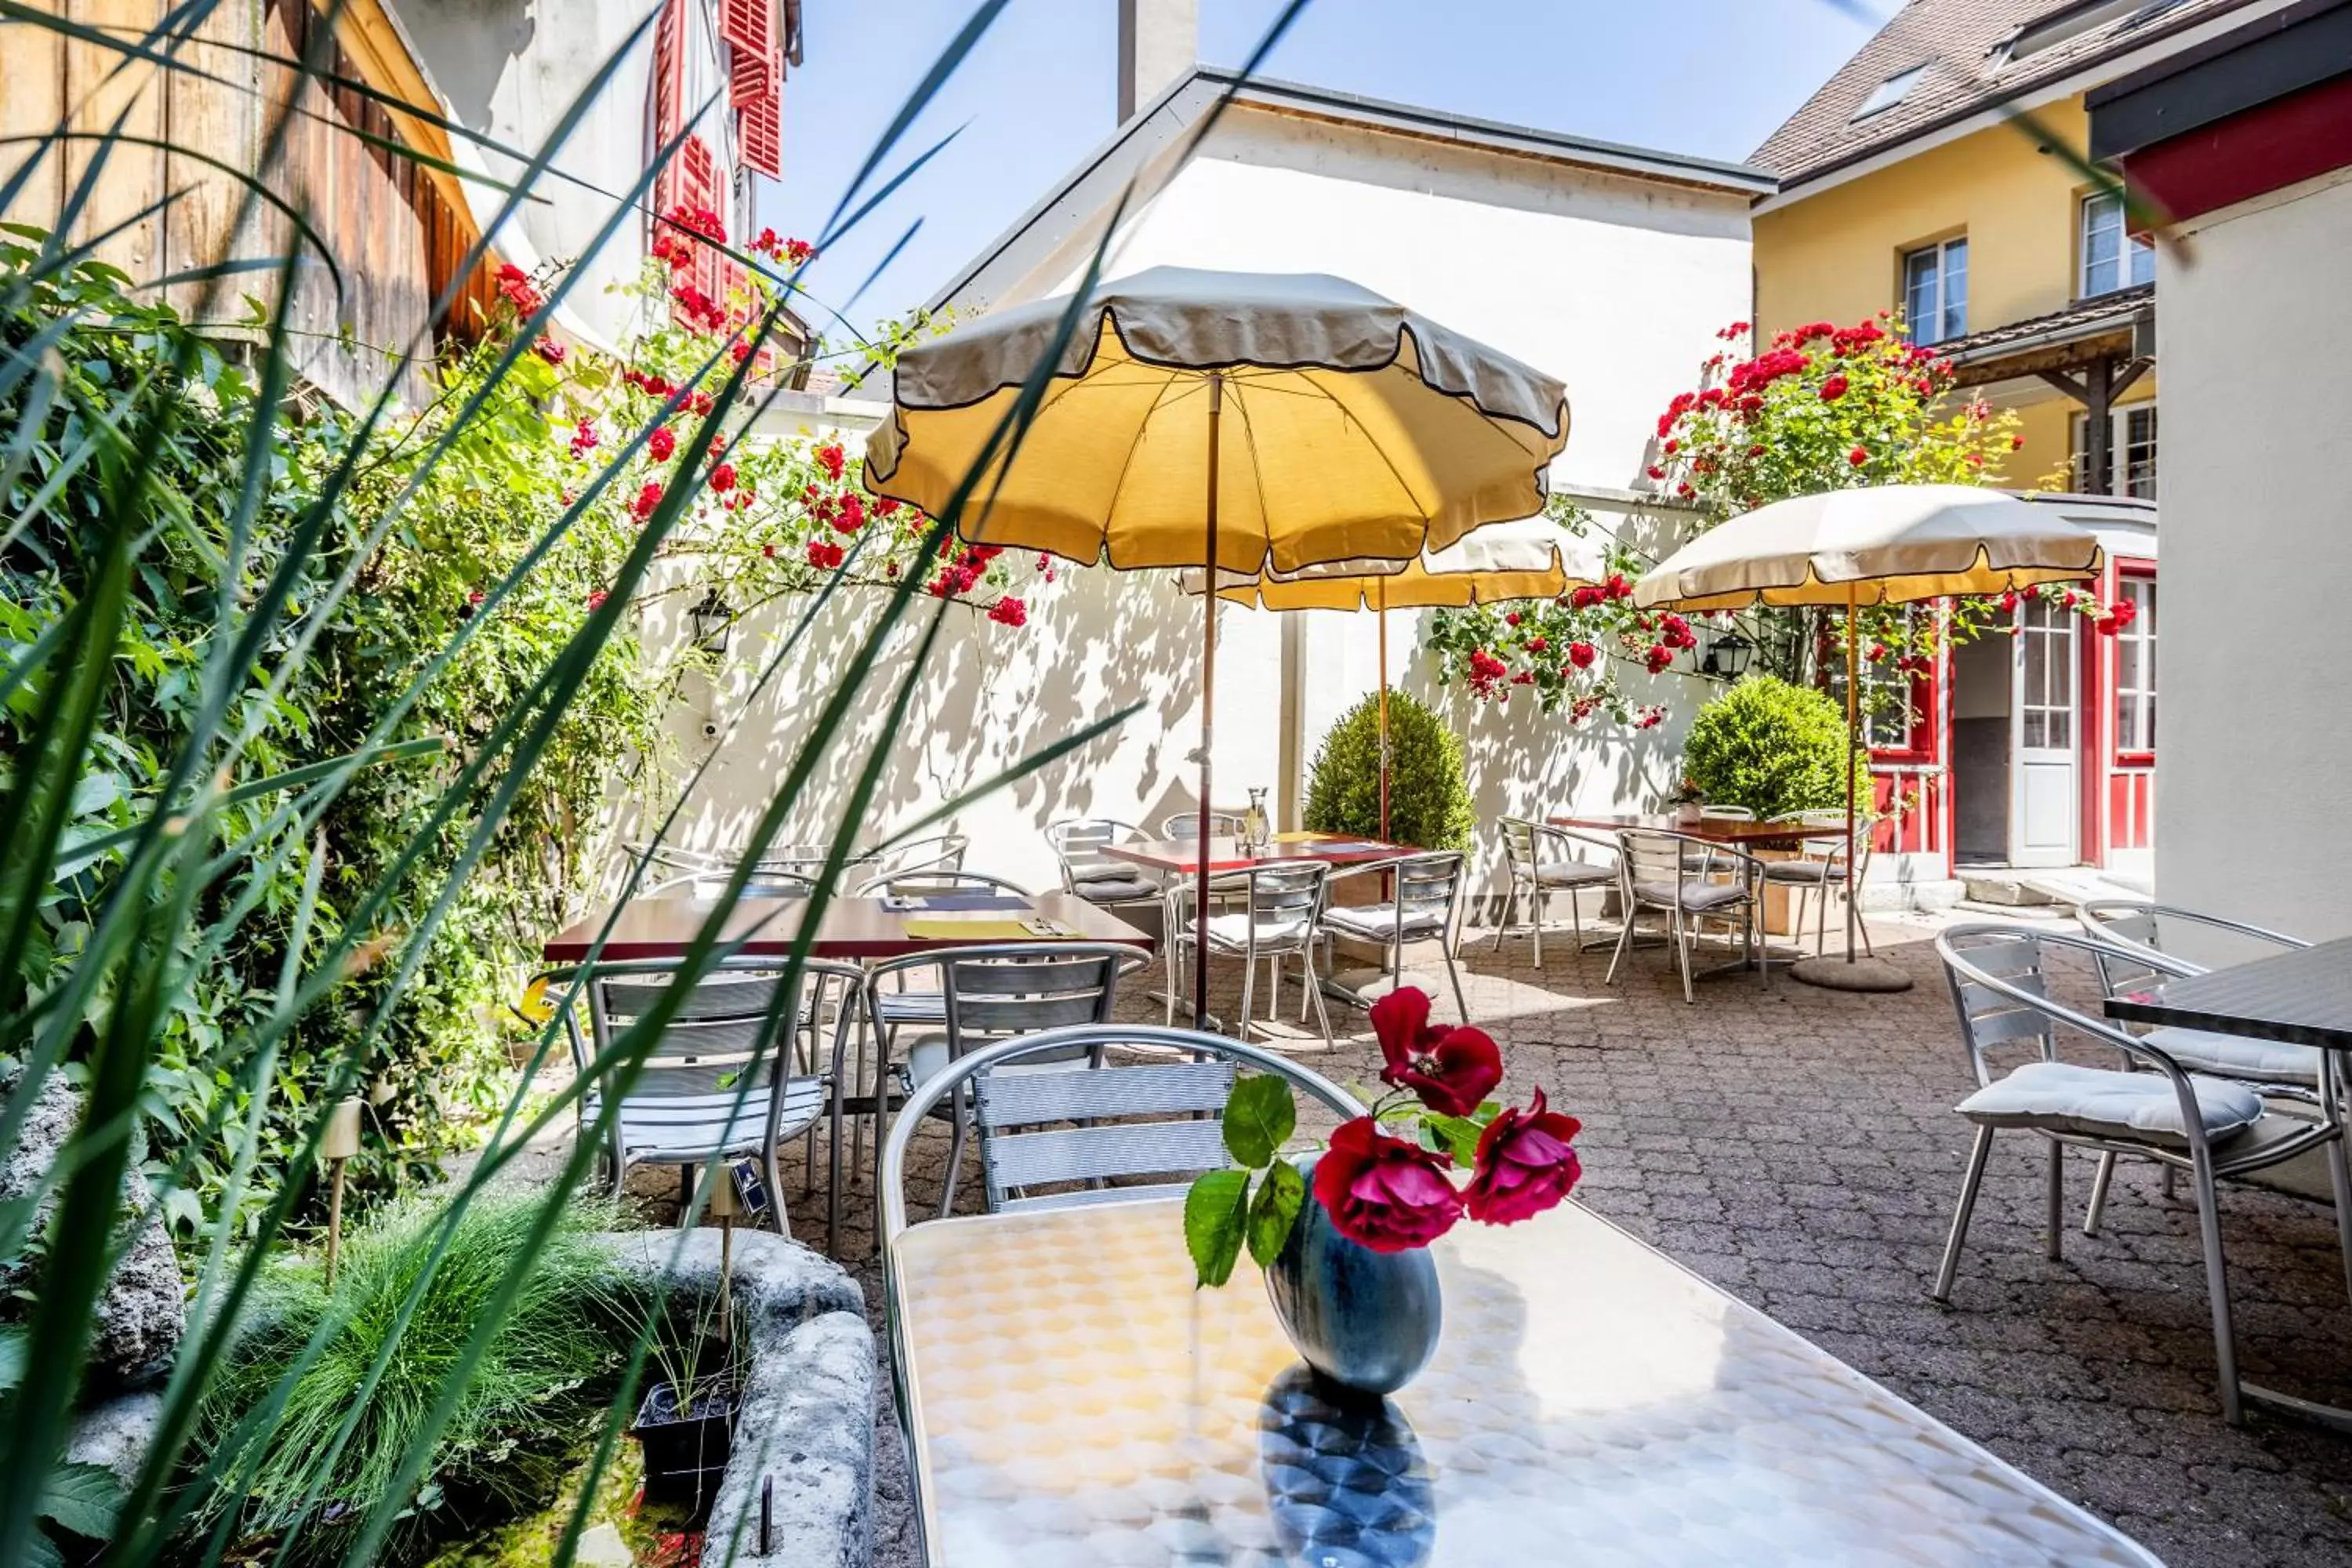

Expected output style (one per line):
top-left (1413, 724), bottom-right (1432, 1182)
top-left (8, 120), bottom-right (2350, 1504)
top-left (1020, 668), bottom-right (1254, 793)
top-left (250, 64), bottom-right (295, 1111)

top-left (1183, 988), bottom-right (1583, 1400)
top-left (1664, 778), bottom-right (1707, 827)
top-left (629, 1291), bottom-right (743, 1510)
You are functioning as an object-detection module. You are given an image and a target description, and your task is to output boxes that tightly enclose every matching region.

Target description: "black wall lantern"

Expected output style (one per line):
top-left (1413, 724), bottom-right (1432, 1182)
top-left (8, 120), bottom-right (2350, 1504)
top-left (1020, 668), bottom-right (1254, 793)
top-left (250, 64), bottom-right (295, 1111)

top-left (688, 587), bottom-right (735, 655)
top-left (1701, 631), bottom-right (1755, 680)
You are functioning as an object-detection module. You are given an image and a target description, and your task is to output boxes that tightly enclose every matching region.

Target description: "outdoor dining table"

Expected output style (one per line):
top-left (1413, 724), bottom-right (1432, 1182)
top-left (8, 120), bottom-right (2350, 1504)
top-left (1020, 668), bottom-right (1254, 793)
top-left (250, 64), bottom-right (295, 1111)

top-left (887, 1192), bottom-right (2158, 1566)
top-left (2104, 934), bottom-right (2352, 1434)
top-left (1096, 830), bottom-right (1419, 876)
top-left (539, 890), bottom-right (1156, 964)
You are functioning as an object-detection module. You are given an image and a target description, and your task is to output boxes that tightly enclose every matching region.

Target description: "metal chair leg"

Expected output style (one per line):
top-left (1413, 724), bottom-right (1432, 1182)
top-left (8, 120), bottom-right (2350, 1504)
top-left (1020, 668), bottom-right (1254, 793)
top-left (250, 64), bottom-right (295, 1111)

top-left (766, 1147), bottom-right (792, 1243)
top-left (1444, 946), bottom-right (1469, 1023)
top-left (2323, 1123), bottom-right (2352, 1311)
top-left (1489, 882), bottom-right (1515, 953)
top-left (2084, 1150), bottom-right (2118, 1236)
top-left (938, 1082), bottom-right (970, 1221)
top-left (2045, 1138), bottom-right (2066, 1261)
top-left (1303, 943), bottom-right (1336, 1044)
top-left (1605, 902), bottom-right (1636, 985)
top-left (2186, 1153), bottom-right (2244, 1424)
top-left (1236, 952), bottom-right (1258, 1043)
top-left (1933, 1124), bottom-right (1996, 1302)
top-left (1530, 884), bottom-right (1544, 968)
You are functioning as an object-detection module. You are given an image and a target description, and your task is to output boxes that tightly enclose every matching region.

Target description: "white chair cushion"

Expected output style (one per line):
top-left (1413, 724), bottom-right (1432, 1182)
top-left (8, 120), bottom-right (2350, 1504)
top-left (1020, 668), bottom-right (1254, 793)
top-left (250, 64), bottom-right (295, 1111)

top-left (1532, 859), bottom-right (1614, 887)
top-left (1631, 880), bottom-right (1750, 913)
top-left (1202, 912), bottom-right (1310, 950)
top-left (1762, 858), bottom-right (1836, 884)
top-left (1321, 902), bottom-right (1447, 941)
top-left (1067, 875), bottom-right (1160, 903)
top-left (1955, 1060), bottom-right (2263, 1147)
top-left (2140, 1027), bottom-right (2321, 1087)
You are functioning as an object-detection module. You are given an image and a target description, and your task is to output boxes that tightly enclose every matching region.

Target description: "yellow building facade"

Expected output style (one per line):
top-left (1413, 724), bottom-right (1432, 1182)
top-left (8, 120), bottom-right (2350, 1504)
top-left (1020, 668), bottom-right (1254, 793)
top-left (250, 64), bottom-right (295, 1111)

top-left (1752, 99), bottom-right (2154, 492)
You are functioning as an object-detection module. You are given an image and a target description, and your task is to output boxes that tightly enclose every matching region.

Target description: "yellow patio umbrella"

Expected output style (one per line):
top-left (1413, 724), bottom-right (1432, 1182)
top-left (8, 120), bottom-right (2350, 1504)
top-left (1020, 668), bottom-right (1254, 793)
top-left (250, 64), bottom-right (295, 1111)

top-left (1635, 485), bottom-right (2103, 993)
top-left (866, 267), bottom-right (1570, 1021)
top-left (1191, 514), bottom-right (1597, 838)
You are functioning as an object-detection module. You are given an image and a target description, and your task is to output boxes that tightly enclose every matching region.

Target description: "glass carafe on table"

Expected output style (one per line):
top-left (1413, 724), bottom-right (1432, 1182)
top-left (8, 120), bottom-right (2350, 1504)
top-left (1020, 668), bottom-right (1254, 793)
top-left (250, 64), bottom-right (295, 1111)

top-left (1242, 787), bottom-right (1270, 852)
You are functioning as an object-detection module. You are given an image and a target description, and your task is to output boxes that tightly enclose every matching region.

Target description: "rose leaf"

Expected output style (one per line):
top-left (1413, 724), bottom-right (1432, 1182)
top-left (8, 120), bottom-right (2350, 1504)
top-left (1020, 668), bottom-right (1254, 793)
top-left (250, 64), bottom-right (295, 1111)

top-left (1185, 1168), bottom-right (1253, 1288)
top-left (1220, 1073), bottom-right (1296, 1169)
top-left (1245, 1159), bottom-right (1306, 1269)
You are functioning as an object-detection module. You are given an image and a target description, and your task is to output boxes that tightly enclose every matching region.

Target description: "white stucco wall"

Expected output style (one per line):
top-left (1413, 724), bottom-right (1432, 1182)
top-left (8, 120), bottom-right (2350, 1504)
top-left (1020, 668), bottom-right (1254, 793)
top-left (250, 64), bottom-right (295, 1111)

top-left (392, 0), bottom-right (738, 352)
top-left (655, 106), bottom-right (1755, 896)
top-left (2152, 168), bottom-right (2352, 940)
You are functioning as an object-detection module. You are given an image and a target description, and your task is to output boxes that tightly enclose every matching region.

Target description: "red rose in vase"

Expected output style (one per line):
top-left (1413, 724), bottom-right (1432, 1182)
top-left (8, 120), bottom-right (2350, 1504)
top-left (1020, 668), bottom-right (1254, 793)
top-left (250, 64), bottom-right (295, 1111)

top-left (1465, 1088), bottom-right (1584, 1225)
top-left (1371, 988), bottom-right (1501, 1116)
top-left (1313, 1116), bottom-right (1464, 1253)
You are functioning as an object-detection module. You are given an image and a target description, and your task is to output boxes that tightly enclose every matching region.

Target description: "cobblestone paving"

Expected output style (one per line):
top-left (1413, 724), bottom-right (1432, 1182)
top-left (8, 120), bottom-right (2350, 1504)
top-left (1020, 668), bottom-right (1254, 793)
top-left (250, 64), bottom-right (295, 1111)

top-left (623, 909), bottom-right (2352, 1566)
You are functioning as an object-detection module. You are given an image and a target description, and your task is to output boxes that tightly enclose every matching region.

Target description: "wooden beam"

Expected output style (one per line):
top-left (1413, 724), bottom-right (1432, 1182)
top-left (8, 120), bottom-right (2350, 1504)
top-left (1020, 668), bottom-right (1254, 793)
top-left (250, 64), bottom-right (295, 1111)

top-left (2035, 368), bottom-right (2092, 405)
top-left (2110, 355), bottom-right (2154, 401)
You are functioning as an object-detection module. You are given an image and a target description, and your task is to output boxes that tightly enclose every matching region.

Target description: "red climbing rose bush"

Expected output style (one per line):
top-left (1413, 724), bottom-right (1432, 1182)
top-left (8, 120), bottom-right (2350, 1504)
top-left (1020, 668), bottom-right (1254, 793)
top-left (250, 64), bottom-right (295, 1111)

top-left (520, 211), bottom-right (1054, 636)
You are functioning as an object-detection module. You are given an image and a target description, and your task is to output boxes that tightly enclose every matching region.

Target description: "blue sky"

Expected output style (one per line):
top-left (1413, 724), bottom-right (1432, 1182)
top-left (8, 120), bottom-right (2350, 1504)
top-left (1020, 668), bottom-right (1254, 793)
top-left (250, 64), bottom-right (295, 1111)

top-left (758, 1), bottom-right (1892, 345)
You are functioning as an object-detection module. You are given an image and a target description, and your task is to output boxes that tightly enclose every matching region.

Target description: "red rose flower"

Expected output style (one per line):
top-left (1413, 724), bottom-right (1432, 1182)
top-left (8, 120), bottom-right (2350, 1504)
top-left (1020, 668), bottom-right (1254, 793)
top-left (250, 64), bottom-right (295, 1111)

top-left (987, 594), bottom-right (1028, 627)
top-left (1848, 446), bottom-right (1869, 466)
top-left (1999, 589), bottom-right (2019, 612)
top-left (1525, 636), bottom-right (1548, 654)
top-left (1645, 644), bottom-right (1673, 673)
top-left (1504, 611), bottom-right (1521, 627)
top-left (709, 463), bottom-right (737, 492)
top-left (815, 442), bottom-right (847, 481)
top-left (568, 419), bottom-right (599, 459)
top-left (1313, 1116), bottom-right (1464, 1254)
top-left (586, 590), bottom-right (608, 610)
top-left (631, 481), bottom-right (662, 522)
top-left (1567, 640), bottom-right (1596, 669)
top-left (1465, 1087), bottom-right (1583, 1225)
top-left (1569, 585), bottom-right (1602, 609)
top-left (1371, 987), bottom-right (1503, 1116)
top-left (806, 539), bottom-right (844, 570)
top-left (1646, 465), bottom-right (1668, 481)
top-left (648, 426), bottom-right (677, 462)
top-left (1819, 373), bottom-right (1848, 401)
top-left (833, 493), bottom-right (866, 534)
top-left (532, 336), bottom-right (565, 365)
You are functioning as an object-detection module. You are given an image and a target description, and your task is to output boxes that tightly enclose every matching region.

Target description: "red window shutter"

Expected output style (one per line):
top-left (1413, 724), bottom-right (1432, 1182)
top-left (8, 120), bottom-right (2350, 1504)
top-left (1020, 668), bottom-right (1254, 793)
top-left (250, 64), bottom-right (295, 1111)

top-left (740, 93), bottom-right (782, 177)
top-left (719, 0), bottom-right (775, 61)
top-left (683, 135), bottom-right (724, 302)
top-left (729, 46), bottom-right (773, 111)
top-left (650, 0), bottom-right (688, 218)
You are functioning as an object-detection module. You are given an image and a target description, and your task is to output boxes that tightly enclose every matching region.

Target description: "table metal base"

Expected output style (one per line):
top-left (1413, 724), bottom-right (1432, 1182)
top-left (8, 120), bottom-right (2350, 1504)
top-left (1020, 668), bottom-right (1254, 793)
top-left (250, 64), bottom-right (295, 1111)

top-left (2244, 1381), bottom-right (2352, 1436)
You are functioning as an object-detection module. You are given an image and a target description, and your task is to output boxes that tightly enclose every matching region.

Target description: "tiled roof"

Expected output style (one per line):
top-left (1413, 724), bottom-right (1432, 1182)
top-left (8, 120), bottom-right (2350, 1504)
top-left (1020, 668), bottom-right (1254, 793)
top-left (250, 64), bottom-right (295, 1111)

top-left (1942, 281), bottom-right (2152, 359)
top-left (1752, 0), bottom-right (2262, 187)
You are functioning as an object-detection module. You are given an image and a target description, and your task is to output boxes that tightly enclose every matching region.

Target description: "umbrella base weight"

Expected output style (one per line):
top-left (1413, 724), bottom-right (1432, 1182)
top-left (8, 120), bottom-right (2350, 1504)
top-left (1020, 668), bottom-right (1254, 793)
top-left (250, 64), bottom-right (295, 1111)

top-left (1319, 964), bottom-right (1448, 1012)
top-left (1791, 955), bottom-right (1914, 993)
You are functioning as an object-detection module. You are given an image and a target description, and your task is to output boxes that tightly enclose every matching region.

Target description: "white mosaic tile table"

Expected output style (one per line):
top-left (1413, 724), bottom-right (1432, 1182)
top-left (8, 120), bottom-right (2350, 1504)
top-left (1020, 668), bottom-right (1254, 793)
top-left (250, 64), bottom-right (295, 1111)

top-left (888, 1196), bottom-right (2161, 1567)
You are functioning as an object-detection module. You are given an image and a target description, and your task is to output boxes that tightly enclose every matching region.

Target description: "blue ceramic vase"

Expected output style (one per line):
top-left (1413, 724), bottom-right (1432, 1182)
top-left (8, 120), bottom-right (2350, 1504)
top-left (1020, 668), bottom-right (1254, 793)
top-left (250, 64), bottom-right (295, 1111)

top-left (1263, 1160), bottom-right (1443, 1399)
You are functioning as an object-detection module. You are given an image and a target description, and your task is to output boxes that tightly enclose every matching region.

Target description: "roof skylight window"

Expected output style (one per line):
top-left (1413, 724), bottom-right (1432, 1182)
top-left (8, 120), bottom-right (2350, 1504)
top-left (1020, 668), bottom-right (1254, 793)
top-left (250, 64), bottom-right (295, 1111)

top-left (1853, 64), bottom-right (1926, 121)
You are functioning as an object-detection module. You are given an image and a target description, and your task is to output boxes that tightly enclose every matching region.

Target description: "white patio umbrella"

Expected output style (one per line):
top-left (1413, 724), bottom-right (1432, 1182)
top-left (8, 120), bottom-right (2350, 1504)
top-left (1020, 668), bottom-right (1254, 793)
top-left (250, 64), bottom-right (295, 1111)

top-left (1635, 485), bottom-right (2103, 992)
top-left (1188, 514), bottom-right (1599, 838)
top-left (866, 267), bottom-right (1570, 1021)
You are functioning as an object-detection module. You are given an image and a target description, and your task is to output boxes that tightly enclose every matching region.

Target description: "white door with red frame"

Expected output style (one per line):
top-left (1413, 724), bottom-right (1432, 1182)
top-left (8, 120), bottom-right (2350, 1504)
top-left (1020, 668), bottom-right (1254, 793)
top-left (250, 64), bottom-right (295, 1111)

top-left (2010, 597), bottom-right (2079, 867)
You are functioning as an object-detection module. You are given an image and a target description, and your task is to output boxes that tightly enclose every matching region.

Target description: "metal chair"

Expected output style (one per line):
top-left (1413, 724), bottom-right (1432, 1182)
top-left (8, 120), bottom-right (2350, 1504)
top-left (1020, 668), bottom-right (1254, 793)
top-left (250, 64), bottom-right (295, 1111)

top-left (1762, 809), bottom-right (1875, 960)
top-left (1166, 861), bottom-right (1336, 1043)
top-left (881, 1024), bottom-right (1367, 1230)
top-left (1317, 851), bottom-right (1472, 1021)
top-left (1161, 810), bottom-right (1247, 840)
top-left (1606, 829), bottom-right (1766, 1004)
top-left (851, 868), bottom-right (1031, 901)
top-left (865, 832), bottom-right (970, 880)
top-left (1490, 818), bottom-right (1615, 967)
top-left (1932, 925), bottom-right (2352, 1425)
top-left (1046, 818), bottom-right (1163, 913)
top-left (864, 942), bottom-right (1150, 1221)
top-left (645, 869), bottom-right (818, 900)
top-left (2077, 900), bottom-right (2320, 1099)
top-left (539, 955), bottom-right (866, 1253)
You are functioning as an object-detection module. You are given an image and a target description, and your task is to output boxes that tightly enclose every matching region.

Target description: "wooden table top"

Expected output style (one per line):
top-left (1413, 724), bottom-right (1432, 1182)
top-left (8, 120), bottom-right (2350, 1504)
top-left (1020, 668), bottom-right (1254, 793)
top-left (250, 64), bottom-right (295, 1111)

top-left (1552, 811), bottom-right (1818, 847)
top-left (2105, 935), bottom-right (2352, 1052)
top-left (541, 891), bottom-right (1155, 964)
top-left (1102, 833), bottom-right (1417, 875)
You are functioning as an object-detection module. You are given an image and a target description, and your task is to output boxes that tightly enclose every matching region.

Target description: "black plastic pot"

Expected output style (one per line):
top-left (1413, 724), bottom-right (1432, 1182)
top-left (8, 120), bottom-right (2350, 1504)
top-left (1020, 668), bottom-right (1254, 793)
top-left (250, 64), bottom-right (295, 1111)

top-left (630, 1379), bottom-right (737, 1511)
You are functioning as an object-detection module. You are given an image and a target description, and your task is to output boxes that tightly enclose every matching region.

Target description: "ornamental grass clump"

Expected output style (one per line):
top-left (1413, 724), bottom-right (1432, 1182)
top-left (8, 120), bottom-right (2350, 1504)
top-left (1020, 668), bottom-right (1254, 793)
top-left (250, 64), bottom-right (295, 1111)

top-left (191, 1193), bottom-right (622, 1557)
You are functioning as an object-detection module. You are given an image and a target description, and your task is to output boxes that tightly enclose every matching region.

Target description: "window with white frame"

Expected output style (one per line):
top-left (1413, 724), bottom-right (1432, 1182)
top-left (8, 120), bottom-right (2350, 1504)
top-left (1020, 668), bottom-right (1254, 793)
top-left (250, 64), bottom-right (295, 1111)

top-left (1903, 238), bottom-right (1968, 344)
top-left (1827, 609), bottom-right (1923, 750)
top-left (2114, 575), bottom-right (2156, 755)
top-left (2080, 191), bottom-right (2155, 298)
top-left (2071, 403), bottom-right (2158, 497)
top-left (1854, 64), bottom-right (1926, 120)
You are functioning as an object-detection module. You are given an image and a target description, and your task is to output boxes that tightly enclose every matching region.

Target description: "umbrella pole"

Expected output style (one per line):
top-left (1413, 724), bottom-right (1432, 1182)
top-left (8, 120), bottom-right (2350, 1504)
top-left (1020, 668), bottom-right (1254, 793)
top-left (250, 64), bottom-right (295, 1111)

top-left (1194, 372), bottom-right (1222, 1026)
top-left (1377, 579), bottom-right (1391, 843)
top-left (1791, 583), bottom-right (1912, 993)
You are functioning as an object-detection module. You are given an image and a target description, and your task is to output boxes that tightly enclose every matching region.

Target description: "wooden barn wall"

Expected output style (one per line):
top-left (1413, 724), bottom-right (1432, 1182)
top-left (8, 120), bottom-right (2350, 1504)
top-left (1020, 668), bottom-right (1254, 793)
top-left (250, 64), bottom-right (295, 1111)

top-left (2, 0), bottom-right (493, 411)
